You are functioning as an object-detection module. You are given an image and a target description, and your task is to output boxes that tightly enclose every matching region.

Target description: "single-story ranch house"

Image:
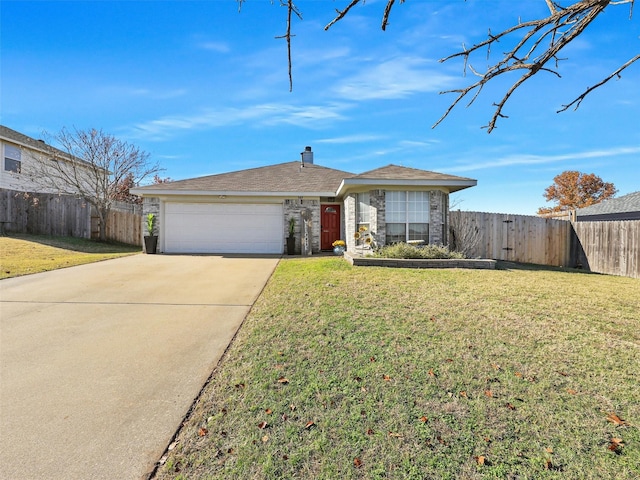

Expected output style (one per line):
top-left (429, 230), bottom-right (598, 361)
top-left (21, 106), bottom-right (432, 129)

top-left (130, 147), bottom-right (476, 255)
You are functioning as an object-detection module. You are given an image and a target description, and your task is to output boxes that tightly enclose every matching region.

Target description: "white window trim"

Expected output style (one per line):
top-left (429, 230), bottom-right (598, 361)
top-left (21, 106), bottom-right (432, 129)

top-left (385, 191), bottom-right (430, 242)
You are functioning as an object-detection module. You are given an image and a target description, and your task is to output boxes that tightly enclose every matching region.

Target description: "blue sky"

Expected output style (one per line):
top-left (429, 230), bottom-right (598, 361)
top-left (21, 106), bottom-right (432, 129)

top-left (2, 0), bottom-right (639, 214)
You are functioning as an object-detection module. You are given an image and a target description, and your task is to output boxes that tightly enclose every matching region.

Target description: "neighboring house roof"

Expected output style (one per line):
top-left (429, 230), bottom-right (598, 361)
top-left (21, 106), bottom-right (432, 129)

top-left (132, 162), bottom-right (477, 197)
top-left (575, 191), bottom-right (640, 221)
top-left (0, 125), bottom-right (94, 169)
top-left (0, 125), bottom-right (66, 158)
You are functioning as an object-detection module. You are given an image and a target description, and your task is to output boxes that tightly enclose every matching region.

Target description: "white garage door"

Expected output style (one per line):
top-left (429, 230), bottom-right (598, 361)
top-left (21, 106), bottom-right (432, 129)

top-left (164, 203), bottom-right (284, 254)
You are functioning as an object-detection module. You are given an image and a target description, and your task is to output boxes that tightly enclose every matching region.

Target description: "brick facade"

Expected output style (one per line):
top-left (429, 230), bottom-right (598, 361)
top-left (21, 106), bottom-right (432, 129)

top-left (284, 199), bottom-right (320, 254)
top-left (345, 189), bottom-right (450, 252)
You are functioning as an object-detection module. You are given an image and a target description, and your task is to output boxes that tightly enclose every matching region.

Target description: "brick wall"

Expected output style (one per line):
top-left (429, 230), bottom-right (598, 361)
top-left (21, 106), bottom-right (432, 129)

top-left (284, 199), bottom-right (320, 253)
top-left (345, 189), bottom-right (450, 250)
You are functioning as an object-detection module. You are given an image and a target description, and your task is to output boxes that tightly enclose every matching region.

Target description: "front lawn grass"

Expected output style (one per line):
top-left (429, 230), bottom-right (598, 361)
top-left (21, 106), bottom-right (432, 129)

top-left (0, 234), bottom-right (140, 279)
top-left (156, 258), bottom-right (640, 480)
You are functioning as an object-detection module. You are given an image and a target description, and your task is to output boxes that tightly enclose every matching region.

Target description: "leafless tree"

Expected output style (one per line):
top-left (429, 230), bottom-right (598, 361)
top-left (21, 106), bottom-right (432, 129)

top-left (241, 0), bottom-right (638, 132)
top-left (33, 127), bottom-right (161, 241)
top-left (449, 210), bottom-right (482, 258)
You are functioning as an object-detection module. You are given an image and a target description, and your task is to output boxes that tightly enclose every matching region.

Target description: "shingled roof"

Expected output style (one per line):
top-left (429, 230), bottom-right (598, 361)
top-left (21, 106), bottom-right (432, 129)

top-left (132, 161), bottom-right (478, 197)
top-left (0, 125), bottom-right (67, 157)
top-left (134, 162), bottom-right (354, 196)
top-left (575, 191), bottom-right (640, 220)
top-left (336, 164), bottom-right (477, 194)
top-left (350, 164), bottom-right (475, 182)
top-left (0, 125), bottom-right (94, 168)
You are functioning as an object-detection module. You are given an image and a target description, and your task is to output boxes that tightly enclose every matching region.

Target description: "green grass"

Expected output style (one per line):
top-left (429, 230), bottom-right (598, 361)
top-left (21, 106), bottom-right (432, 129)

top-left (0, 234), bottom-right (140, 279)
top-left (155, 258), bottom-right (640, 480)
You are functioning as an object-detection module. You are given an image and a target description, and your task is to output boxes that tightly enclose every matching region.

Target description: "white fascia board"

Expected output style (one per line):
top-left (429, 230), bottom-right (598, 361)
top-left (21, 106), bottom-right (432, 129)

top-left (129, 188), bottom-right (337, 197)
top-left (336, 178), bottom-right (477, 196)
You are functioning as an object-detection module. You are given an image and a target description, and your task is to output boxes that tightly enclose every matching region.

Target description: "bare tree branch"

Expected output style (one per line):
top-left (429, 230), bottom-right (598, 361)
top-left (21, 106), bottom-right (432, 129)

top-left (245, 0), bottom-right (638, 131)
top-left (28, 127), bottom-right (161, 241)
top-left (432, 0), bottom-right (630, 132)
top-left (324, 0), bottom-right (361, 31)
top-left (275, 0), bottom-right (301, 92)
top-left (558, 54), bottom-right (640, 111)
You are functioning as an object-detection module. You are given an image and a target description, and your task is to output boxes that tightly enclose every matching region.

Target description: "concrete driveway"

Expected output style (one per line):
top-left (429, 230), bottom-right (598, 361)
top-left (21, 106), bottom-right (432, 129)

top-left (0, 254), bottom-right (279, 480)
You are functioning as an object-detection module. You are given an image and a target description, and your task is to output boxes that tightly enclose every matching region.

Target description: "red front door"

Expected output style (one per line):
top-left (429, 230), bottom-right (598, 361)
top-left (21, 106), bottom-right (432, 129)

top-left (320, 204), bottom-right (341, 250)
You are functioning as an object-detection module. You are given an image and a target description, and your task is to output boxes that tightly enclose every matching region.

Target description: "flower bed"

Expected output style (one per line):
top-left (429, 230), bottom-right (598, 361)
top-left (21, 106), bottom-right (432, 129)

top-left (344, 252), bottom-right (496, 269)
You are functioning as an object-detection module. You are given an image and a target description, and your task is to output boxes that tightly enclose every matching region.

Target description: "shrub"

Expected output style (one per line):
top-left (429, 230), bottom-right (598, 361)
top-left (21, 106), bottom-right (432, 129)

top-left (373, 242), bottom-right (465, 259)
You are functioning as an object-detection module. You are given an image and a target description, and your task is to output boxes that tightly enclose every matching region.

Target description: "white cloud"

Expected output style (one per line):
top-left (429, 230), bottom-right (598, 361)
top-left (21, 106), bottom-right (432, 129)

top-left (98, 85), bottom-right (187, 100)
top-left (127, 103), bottom-right (350, 140)
top-left (446, 146), bottom-right (640, 172)
top-left (197, 41), bottom-right (231, 53)
top-left (315, 134), bottom-right (386, 144)
top-left (333, 56), bottom-right (457, 100)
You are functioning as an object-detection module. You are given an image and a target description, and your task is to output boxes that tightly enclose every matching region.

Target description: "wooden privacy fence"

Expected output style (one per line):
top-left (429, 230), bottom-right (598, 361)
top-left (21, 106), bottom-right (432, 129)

top-left (0, 188), bottom-right (90, 238)
top-left (450, 211), bottom-right (573, 267)
top-left (91, 201), bottom-right (142, 246)
top-left (572, 220), bottom-right (640, 279)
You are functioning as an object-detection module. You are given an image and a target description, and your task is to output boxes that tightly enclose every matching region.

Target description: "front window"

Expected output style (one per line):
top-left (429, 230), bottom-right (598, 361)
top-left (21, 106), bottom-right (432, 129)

top-left (4, 145), bottom-right (22, 173)
top-left (356, 192), bottom-right (370, 231)
top-left (385, 191), bottom-right (429, 244)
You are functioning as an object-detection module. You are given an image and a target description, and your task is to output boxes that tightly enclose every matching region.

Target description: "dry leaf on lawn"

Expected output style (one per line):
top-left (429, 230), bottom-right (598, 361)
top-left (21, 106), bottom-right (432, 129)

top-left (606, 413), bottom-right (627, 426)
top-left (608, 437), bottom-right (624, 452)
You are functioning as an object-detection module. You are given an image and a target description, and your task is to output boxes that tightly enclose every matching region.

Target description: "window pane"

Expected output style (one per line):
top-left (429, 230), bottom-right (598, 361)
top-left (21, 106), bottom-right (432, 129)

top-left (385, 223), bottom-right (406, 244)
top-left (385, 191), bottom-right (406, 223)
top-left (4, 158), bottom-right (21, 173)
top-left (357, 192), bottom-right (370, 224)
top-left (408, 223), bottom-right (429, 242)
top-left (5, 145), bottom-right (21, 161)
top-left (408, 191), bottom-right (429, 223)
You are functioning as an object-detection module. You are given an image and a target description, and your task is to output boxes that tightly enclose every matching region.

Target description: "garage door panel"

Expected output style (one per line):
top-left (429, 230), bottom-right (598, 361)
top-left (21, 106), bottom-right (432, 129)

top-left (164, 203), bottom-right (283, 254)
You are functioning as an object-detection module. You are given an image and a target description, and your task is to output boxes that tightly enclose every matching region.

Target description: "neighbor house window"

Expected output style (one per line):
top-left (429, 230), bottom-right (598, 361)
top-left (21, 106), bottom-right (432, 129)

top-left (4, 145), bottom-right (22, 173)
top-left (356, 192), bottom-right (370, 231)
top-left (385, 191), bottom-right (429, 244)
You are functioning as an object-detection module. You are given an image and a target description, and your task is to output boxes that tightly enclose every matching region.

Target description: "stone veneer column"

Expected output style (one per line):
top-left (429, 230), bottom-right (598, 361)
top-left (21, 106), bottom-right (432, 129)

top-left (283, 199), bottom-right (320, 254)
top-left (369, 189), bottom-right (386, 248)
top-left (142, 197), bottom-right (160, 235)
top-left (344, 194), bottom-right (356, 253)
top-left (429, 191), bottom-right (447, 245)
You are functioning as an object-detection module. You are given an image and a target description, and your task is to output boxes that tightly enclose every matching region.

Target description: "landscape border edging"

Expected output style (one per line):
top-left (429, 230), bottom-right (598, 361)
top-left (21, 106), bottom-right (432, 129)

top-left (344, 253), bottom-right (496, 269)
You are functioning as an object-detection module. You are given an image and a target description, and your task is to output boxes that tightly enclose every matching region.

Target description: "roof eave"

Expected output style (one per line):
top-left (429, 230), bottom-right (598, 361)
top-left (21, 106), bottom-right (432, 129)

top-left (336, 178), bottom-right (477, 196)
top-left (129, 188), bottom-right (337, 197)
